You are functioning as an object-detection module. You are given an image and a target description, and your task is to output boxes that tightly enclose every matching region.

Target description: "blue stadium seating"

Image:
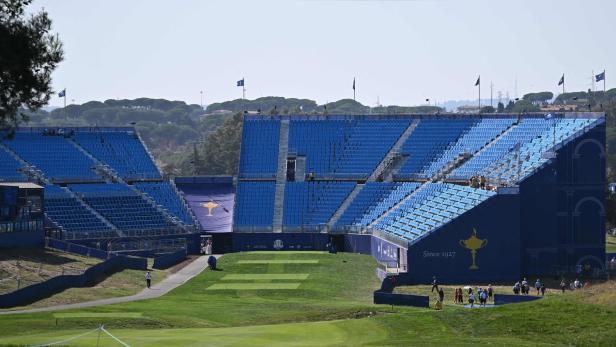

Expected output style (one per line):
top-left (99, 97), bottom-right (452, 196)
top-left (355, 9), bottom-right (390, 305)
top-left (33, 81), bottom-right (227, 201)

top-left (3, 131), bottom-right (100, 181)
top-left (356, 182), bottom-right (421, 227)
top-left (73, 130), bottom-right (160, 180)
top-left (376, 183), bottom-right (496, 241)
top-left (43, 185), bottom-right (114, 237)
top-left (69, 183), bottom-right (174, 231)
top-left (421, 118), bottom-right (515, 178)
top-left (288, 119), bottom-right (410, 178)
top-left (234, 181), bottom-right (276, 227)
top-left (396, 119), bottom-right (477, 179)
top-left (283, 181), bottom-right (356, 226)
top-left (0, 146), bottom-right (26, 181)
top-left (135, 181), bottom-right (194, 225)
top-left (332, 119), bottom-right (410, 178)
top-left (239, 120), bottom-right (280, 178)
top-left (288, 120), bottom-right (352, 177)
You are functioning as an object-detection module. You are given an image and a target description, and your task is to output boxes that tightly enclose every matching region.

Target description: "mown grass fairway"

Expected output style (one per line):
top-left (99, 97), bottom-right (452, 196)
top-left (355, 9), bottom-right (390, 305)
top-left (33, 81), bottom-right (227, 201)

top-left (206, 283), bottom-right (302, 290)
top-left (1, 251), bottom-right (616, 346)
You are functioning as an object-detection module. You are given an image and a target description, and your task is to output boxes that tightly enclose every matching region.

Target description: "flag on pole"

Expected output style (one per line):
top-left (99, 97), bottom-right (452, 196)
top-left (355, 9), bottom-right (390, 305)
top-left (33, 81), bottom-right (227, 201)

top-left (558, 74), bottom-right (564, 86)
top-left (596, 71), bottom-right (605, 82)
top-left (475, 76), bottom-right (480, 86)
top-left (58, 89), bottom-right (66, 97)
top-left (236, 79), bottom-right (244, 87)
top-left (352, 78), bottom-right (355, 91)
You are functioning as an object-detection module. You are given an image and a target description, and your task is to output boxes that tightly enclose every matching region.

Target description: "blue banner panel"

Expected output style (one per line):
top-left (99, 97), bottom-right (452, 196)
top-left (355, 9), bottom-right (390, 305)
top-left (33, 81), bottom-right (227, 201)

top-left (407, 194), bottom-right (521, 284)
top-left (232, 232), bottom-right (329, 252)
top-left (175, 178), bottom-right (234, 233)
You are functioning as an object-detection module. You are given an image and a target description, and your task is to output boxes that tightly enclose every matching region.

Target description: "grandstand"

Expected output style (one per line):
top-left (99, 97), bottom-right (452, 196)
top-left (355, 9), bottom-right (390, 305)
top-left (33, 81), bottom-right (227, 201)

top-left (234, 113), bottom-right (606, 283)
top-left (0, 128), bottom-right (197, 253)
top-left (0, 113), bottom-right (606, 283)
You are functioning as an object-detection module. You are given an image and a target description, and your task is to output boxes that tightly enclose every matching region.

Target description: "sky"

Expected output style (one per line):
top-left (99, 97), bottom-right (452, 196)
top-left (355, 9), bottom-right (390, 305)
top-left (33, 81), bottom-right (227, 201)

top-left (29, 0), bottom-right (616, 107)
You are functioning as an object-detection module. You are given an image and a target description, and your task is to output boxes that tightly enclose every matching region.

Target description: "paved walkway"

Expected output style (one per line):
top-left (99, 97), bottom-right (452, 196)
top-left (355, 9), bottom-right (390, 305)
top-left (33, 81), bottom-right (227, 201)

top-left (0, 255), bottom-right (218, 315)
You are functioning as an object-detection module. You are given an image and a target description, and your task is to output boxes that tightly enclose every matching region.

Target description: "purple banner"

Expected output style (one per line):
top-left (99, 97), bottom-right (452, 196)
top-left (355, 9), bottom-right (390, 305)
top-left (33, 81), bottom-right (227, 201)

top-left (175, 178), bottom-right (234, 233)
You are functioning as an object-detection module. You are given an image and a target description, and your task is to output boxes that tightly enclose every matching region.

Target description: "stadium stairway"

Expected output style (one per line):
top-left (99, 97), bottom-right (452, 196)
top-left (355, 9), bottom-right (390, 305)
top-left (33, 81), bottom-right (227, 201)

top-left (169, 179), bottom-right (200, 227)
top-left (0, 142), bottom-right (47, 183)
top-left (273, 120), bottom-right (290, 233)
top-left (444, 118), bottom-right (519, 181)
top-left (127, 183), bottom-right (190, 230)
top-left (65, 137), bottom-right (122, 183)
top-left (369, 118), bottom-right (420, 182)
top-left (326, 183), bottom-right (365, 228)
top-left (67, 137), bottom-right (188, 229)
top-left (62, 185), bottom-right (123, 237)
top-left (368, 181), bottom-right (430, 228)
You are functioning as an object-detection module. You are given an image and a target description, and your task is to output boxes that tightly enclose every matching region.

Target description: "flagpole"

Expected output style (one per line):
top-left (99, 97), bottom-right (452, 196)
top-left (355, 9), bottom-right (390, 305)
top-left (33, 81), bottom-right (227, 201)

top-left (478, 77), bottom-right (481, 110)
top-left (605, 70), bottom-right (607, 93)
top-left (64, 89), bottom-right (67, 120)
top-left (242, 78), bottom-right (245, 100)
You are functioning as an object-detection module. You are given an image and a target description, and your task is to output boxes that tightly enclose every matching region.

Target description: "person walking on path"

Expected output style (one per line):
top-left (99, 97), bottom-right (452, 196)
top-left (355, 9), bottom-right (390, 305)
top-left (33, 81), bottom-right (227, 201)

top-left (535, 279), bottom-right (542, 296)
top-left (560, 279), bottom-right (567, 293)
top-left (438, 288), bottom-right (445, 303)
top-left (431, 276), bottom-right (439, 293)
top-left (487, 284), bottom-right (493, 303)
top-left (145, 271), bottom-right (152, 289)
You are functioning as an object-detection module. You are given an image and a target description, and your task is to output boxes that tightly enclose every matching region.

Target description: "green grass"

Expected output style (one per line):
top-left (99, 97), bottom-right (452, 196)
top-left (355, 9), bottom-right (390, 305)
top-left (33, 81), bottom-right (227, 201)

top-left (53, 312), bottom-right (143, 319)
top-left (206, 283), bottom-right (302, 290)
top-left (1, 251), bottom-right (616, 346)
top-left (221, 274), bottom-right (309, 280)
top-left (0, 259), bottom-right (165, 310)
top-left (237, 259), bottom-right (319, 264)
top-left (607, 234), bottom-right (616, 253)
top-left (0, 248), bottom-right (101, 294)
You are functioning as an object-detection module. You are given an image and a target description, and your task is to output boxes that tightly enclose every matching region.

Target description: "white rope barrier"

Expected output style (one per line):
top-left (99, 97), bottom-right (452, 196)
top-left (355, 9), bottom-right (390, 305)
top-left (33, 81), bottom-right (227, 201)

top-left (30, 327), bottom-right (100, 347)
top-left (101, 327), bottom-right (132, 347)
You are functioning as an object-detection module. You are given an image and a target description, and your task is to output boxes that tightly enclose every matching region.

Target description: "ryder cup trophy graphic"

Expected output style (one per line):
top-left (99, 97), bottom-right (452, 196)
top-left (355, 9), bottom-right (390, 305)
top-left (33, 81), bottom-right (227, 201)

top-left (459, 228), bottom-right (488, 270)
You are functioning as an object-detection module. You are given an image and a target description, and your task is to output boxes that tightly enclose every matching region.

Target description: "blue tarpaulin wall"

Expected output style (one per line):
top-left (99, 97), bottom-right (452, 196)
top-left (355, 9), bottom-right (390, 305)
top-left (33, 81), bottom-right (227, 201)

top-left (175, 176), bottom-right (234, 233)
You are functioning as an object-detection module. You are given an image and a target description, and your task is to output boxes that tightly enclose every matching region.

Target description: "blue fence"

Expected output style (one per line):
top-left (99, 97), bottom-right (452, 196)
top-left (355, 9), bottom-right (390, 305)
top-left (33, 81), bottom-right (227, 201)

top-left (47, 238), bottom-right (110, 260)
top-left (373, 291), bottom-right (430, 308)
top-left (0, 255), bottom-right (146, 308)
top-left (494, 294), bottom-right (542, 305)
top-left (153, 249), bottom-right (187, 269)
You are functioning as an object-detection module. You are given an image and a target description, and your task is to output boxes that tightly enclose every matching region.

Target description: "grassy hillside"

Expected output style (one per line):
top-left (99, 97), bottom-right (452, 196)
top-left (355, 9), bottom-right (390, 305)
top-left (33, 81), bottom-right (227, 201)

top-left (607, 234), bottom-right (616, 253)
top-left (1, 252), bottom-right (615, 346)
top-left (0, 248), bottom-right (100, 294)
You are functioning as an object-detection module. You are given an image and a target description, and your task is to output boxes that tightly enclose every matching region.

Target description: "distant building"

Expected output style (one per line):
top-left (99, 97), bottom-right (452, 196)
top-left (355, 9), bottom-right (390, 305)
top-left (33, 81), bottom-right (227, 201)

top-left (541, 104), bottom-right (577, 112)
top-left (456, 105), bottom-right (481, 113)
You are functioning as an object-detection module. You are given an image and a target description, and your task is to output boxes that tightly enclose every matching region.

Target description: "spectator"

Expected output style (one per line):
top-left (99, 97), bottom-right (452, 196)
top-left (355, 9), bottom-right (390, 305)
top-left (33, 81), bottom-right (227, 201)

top-left (535, 279), bottom-right (542, 296)
top-left (453, 288), bottom-right (460, 304)
top-left (480, 175), bottom-right (486, 189)
top-left (480, 289), bottom-right (488, 307)
top-left (457, 287), bottom-right (463, 304)
top-left (468, 292), bottom-right (475, 308)
top-left (540, 283), bottom-right (546, 297)
top-left (513, 281), bottom-right (520, 295)
top-left (521, 278), bottom-right (529, 295)
top-left (431, 276), bottom-right (439, 293)
top-left (145, 271), bottom-right (152, 289)
top-left (487, 284), bottom-right (493, 302)
top-left (574, 278), bottom-right (581, 289)
top-left (438, 288), bottom-right (445, 303)
top-left (560, 280), bottom-right (567, 293)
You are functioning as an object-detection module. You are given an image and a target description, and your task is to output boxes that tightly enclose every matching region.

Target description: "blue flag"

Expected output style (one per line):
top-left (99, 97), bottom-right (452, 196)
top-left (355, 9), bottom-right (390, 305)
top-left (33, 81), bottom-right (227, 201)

top-left (58, 89), bottom-right (66, 97)
top-left (237, 79), bottom-right (244, 87)
top-left (596, 71), bottom-right (605, 82)
top-left (475, 76), bottom-right (480, 86)
top-left (558, 74), bottom-right (564, 86)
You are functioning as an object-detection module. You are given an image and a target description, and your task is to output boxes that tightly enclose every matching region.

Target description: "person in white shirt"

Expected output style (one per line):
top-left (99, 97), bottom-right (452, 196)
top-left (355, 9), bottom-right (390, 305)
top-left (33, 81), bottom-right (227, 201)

top-left (145, 271), bottom-right (152, 289)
